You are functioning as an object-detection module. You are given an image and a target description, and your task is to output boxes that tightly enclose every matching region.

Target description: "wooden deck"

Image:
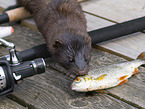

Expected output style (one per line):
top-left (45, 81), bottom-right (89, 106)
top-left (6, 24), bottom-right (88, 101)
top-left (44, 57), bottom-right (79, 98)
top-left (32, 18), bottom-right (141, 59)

top-left (0, 0), bottom-right (145, 108)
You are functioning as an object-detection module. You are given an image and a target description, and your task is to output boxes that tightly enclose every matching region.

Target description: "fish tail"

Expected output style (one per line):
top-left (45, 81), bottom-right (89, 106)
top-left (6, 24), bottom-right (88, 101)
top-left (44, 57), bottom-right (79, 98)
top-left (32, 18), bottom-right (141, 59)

top-left (137, 52), bottom-right (145, 65)
top-left (137, 52), bottom-right (145, 60)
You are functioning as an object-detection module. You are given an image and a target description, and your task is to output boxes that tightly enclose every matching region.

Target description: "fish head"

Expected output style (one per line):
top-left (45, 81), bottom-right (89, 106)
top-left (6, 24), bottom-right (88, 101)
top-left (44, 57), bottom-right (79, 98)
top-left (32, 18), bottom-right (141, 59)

top-left (71, 75), bottom-right (94, 92)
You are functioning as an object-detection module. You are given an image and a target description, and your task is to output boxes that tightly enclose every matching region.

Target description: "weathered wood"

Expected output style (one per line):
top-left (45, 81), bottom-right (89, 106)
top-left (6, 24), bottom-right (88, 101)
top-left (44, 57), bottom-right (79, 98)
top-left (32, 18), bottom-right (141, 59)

top-left (8, 73), bottom-right (136, 109)
top-left (0, 0), bottom-right (16, 10)
top-left (1, 0), bottom-right (145, 61)
top-left (3, 24), bottom-right (136, 109)
top-left (21, 18), bottom-right (39, 32)
top-left (108, 68), bottom-right (145, 108)
top-left (80, 0), bottom-right (145, 60)
top-left (0, 97), bottom-right (26, 109)
top-left (0, 0), bottom-right (144, 108)
top-left (81, 0), bottom-right (145, 22)
top-left (2, 0), bottom-right (145, 60)
top-left (89, 49), bottom-right (145, 108)
top-left (85, 13), bottom-right (114, 31)
top-left (21, 13), bottom-right (114, 32)
top-left (0, 0), bottom-right (85, 10)
top-left (95, 32), bottom-right (145, 60)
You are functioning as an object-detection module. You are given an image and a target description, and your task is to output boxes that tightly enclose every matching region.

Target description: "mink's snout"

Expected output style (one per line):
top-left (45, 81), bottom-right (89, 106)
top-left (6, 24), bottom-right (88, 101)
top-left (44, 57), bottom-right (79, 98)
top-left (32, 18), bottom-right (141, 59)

top-left (79, 70), bottom-right (86, 75)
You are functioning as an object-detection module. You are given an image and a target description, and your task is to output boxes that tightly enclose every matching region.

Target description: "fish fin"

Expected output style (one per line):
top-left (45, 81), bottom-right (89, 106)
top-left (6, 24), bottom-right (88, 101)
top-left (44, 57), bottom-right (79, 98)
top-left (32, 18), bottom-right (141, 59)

top-left (95, 90), bottom-right (108, 94)
top-left (119, 75), bottom-right (128, 81)
top-left (133, 68), bottom-right (140, 75)
top-left (95, 74), bottom-right (107, 81)
top-left (137, 52), bottom-right (145, 61)
top-left (118, 79), bottom-right (128, 86)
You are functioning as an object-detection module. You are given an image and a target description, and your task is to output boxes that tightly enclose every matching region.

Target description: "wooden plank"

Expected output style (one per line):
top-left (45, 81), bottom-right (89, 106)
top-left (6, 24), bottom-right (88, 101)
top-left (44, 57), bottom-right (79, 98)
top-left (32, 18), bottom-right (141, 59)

top-left (2, 0), bottom-right (143, 60)
top-left (0, 0), bottom-right (85, 11)
top-left (8, 70), bottom-right (135, 109)
top-left (21, 13), bottom-right (114, 32)
top-left (20, 12), bottom-right (145, 60)
top-left (0, 97), bottom-right (26, 109)
top-left (81, 0), bottom-right (145, 22)
top-left (21, 18), bottom-right (39, 32)
top-left (2, 24), bottom-right (136, 108)
top-left (0, 1), bottom-right (144, 108)
top-left (85, 13), bottom-right (114, 31)
top-left (108, 67), bottom-right (145, 108)
top-left (0, 0), bottom-right (16, 10)
top-left (95, 32), bottom-right (145, 60)
top-left (89, 49), bottom-right (145, 108)
top-left (81, 0), bottom-right (145, 60)
top-left (1, 0), bottom-right (144, 60)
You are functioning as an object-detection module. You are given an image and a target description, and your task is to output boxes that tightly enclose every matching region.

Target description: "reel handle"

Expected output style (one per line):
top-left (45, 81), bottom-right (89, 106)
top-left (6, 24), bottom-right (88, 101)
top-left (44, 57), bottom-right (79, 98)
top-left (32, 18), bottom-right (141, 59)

top-left (0, 58), bottom-right (46, 96)
top-left (12, 58), bottom-right (46, 80)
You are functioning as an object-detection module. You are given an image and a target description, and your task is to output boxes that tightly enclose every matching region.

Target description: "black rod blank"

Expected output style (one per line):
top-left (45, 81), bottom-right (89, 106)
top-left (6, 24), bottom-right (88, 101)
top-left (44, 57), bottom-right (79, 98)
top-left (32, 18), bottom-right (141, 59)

top-left (1, 14), bottom-right (145, 60)
top-left (0, 13), bottom-right (9, 24)
top-left (89, 16), bottom-right (145, 45)
top-left (0, 12), bottom-right (145, 45)
top-left (16, 16), bottom-right (145, 61)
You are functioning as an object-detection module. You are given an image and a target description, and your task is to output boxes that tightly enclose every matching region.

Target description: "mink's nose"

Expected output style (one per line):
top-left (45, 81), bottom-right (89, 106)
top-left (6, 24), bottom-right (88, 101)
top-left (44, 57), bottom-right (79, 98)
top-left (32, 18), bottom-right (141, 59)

top-left (79, 70), bottom-right (86, 75)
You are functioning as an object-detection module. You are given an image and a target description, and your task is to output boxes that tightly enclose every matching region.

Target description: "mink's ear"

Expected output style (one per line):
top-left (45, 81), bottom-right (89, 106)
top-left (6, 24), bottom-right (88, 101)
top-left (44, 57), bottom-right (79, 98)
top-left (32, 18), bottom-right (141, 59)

top-left (53, 40), bottom-right (63, 48)
top-left (86, 37), bottom-right (91, 47)
top-left (87, 37), bottom-right (91, 43)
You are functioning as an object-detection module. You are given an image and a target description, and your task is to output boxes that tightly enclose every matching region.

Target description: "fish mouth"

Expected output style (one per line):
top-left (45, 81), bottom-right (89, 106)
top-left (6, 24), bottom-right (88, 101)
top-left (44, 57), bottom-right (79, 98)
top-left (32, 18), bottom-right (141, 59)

top-left (70, 84), bottom-right (79, 91)
top-left (70, 84), bottom-right (88, 92)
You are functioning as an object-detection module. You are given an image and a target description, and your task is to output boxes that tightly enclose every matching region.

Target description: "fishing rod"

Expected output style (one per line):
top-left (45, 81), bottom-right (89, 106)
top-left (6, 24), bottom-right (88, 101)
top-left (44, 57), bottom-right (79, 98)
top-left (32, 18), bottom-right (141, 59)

top-left (0, 8), bottom-right (145, 95)
top-left (8, 16), bottom-right (145, 61)
top-left (89, 16), bottom-right (145, 45)
top-left (1, 8), bottom-right (145, 44)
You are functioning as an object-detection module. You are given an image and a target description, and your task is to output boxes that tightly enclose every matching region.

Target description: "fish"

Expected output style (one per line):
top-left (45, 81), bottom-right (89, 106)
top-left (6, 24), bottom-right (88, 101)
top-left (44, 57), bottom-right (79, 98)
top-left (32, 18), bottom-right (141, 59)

top-left (0, 26), bottom-right (14, 38)
top-left (71, 52), bottom-right (145, 92)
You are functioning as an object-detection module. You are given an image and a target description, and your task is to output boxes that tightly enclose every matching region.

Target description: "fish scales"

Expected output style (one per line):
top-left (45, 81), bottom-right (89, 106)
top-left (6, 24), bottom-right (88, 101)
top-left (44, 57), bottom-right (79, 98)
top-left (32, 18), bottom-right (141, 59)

top-left (71, 59), bottom-right (145, 92)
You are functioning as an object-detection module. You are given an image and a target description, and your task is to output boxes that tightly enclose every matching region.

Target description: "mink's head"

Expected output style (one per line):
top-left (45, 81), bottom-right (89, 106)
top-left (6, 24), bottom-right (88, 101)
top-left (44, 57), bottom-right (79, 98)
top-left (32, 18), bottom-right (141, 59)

top-left (52, 33), bottom-right (91, 77)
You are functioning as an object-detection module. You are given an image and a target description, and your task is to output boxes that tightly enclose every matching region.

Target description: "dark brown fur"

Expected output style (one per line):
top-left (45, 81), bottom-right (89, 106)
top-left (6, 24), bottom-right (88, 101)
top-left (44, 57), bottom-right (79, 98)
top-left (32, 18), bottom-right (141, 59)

top-left (17, 0), bottom-right (91, 76)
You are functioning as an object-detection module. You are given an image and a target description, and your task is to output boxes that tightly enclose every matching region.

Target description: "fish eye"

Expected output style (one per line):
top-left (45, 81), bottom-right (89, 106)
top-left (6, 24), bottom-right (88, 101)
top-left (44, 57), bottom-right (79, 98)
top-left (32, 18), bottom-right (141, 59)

top-left (75, 78), bottom-right (81, 83)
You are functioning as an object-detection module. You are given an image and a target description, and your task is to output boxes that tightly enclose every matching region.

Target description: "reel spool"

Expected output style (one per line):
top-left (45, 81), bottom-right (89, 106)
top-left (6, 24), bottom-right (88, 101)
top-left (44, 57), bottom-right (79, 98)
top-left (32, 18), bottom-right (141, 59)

top-left (0, 60), bottom-right (14, 95)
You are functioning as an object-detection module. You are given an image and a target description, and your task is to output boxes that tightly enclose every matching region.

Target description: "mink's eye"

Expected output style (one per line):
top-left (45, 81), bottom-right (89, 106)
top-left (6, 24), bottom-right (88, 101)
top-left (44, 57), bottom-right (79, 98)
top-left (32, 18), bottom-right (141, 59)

top-left (75, 78), bottom-right (81, 83)
top-left (69, 59), bottom-right (73, 62)
top-left (85, 56), bottom-right (90, 63)
top-left (69, 58), bottom-right (75, 62)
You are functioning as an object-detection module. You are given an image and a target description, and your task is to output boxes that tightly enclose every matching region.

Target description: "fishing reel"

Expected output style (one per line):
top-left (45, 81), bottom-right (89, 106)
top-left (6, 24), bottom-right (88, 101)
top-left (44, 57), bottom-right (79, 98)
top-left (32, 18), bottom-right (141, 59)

top-left (0, 38), bottom-right (47, 96)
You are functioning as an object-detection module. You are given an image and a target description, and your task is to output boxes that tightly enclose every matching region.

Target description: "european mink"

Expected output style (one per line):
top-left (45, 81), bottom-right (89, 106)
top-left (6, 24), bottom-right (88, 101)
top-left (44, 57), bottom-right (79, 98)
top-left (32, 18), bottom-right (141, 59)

top-left (17, 0), bottom-right (91, 76)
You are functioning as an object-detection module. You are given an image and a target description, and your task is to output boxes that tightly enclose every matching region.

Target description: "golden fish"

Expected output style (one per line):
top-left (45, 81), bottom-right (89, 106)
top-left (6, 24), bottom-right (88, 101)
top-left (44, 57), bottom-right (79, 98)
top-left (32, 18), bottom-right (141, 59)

top-left (71, 52), bottom-right (145, 92)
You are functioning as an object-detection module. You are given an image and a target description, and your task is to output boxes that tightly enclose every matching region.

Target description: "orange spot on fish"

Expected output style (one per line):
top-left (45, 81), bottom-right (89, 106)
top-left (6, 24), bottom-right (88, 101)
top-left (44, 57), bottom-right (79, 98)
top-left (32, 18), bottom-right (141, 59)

top-left (96, 74), bottom-right (107, 81)
top-left (11, 27), bottom-right (14, 34)
top-left (133, 68), bottom-right (140, 75)
top-left (118, 79), bottom-right (128, 86)
top-left (119, 75), bottom-right (128, 81)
